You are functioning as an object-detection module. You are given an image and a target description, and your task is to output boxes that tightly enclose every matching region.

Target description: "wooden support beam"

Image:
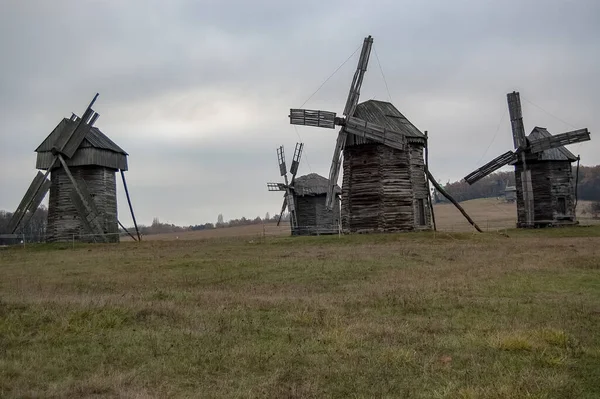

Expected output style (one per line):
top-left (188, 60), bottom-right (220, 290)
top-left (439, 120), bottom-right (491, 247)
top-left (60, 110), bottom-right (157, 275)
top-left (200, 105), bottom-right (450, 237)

top-left (276, 195), bottom-right (287, 227)
top-left (120, 170), bottom-right (141, 241)
top-left (520, 153), bottom-right (534, 227)
top-left (427, 171), bottom-right (483, 233)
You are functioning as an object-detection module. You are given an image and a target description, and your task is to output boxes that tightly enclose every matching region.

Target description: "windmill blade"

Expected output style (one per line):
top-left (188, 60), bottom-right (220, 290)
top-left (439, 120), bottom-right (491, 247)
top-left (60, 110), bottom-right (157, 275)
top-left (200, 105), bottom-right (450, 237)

top-left (286, 189), bottom-right (298, 230)
top-left (277, 146), bottom-right (287, 177)
top-left (343, 35), bottom-right (373, 117)
top-left (289, 109), bottom-right (336, 129)
top-left (276, 195), bottom-right (288, 226)
top-left (464, 151), bottom-right (517, 185)
top-left (267, 183), bottom-right (287, 191)
top-left (290, 142), bottom-right (304, 182)
top-left (507, 91), bottom-right (527, 149)
top-left (325, 127), bottom-right (346, 210)
top-left (5, 171), bottom-right (51, 234)
top-left (529, 128), bottom-right (590, 154)
top-left (52, 93), bottom-right (99, 158)
top-left (344, 116), bottom-right (406, 151)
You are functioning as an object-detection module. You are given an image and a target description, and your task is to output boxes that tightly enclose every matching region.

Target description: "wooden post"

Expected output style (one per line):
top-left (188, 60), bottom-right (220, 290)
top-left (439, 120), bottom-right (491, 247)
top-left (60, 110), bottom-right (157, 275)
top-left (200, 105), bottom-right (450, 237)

top-left (574, 155), bottom-right (581, 212)
top-left (427, 171), bottom-right (483, 233)
top-left (120, 170), bottom-right (141, 241)
top-left (520, 154), bottom-right (534, 227)
top-left (424, 131), bottom-right (436, 231)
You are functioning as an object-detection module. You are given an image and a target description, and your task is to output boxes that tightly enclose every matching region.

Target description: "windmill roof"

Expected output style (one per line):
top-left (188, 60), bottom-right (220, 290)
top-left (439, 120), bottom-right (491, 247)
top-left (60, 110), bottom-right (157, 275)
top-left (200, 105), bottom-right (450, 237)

top-left (293, 173), bottom-right (341, 196)
top-left (529, 127), bottom-right (577, 161)
top-left (354, 100), bottom-right (426, 141)
top-left (35, 118), bottom-right (128, 155)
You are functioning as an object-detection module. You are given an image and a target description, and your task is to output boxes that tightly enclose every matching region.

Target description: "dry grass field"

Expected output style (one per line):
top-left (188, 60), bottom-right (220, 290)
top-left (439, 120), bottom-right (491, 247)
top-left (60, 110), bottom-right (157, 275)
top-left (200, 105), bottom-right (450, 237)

top-left (136, 198), bottom-right (599, 241)
top-left (1, 216), bottom-right (600, 397)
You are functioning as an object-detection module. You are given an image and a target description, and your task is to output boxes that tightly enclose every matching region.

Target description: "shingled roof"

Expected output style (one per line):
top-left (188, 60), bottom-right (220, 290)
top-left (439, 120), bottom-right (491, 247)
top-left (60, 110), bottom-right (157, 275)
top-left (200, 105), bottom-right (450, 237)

top-left (354, 100), bottom-right (426, 142)
top-left (529, 127), bottom-right (577, 162)
top-left (35, 118), bottom-right (127, 155)
top-left (293, 173), bottom-right (341, 196)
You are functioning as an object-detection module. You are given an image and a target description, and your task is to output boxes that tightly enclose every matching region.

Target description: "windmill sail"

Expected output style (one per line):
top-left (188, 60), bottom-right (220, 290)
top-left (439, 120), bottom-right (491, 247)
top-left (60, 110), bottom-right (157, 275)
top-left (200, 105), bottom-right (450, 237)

top-left (267, 183), bottom-right (286, 191)
top-left (464, 151), bottom-right (517, 185)
top-left (507, 91), bottom-right (527, 149)
top-left (289, 109), bottom-right (336, 129)
top-left (326, 36), bottom-right (374, 210)
top-left (529, 128), bottom-right (590, 154)
top-left (290, 142), bottom-right (303, 180)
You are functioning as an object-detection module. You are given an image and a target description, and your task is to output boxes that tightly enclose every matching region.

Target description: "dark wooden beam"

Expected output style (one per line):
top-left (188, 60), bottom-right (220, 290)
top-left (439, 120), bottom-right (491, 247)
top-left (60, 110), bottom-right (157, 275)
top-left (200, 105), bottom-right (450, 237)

top-left (120, 170), bottom-right (141, 241)
top-left (427, 171), bottom-right (483, 233)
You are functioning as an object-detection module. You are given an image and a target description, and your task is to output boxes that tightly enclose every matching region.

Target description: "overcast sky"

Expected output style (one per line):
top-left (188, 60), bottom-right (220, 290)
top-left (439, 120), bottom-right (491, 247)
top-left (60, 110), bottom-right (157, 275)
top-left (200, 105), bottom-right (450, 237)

top-left (1, 0), bottom-right (598, 226)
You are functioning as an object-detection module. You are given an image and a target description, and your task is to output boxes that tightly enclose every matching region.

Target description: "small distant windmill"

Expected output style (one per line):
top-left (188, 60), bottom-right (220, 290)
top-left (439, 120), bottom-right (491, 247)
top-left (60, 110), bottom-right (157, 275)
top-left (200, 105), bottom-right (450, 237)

top-left (267, 143), bottom-right (341, 235)
top-left (464, 91), bottom-right (591, 227)
top-left (2, 94), bottom-right (141, 243)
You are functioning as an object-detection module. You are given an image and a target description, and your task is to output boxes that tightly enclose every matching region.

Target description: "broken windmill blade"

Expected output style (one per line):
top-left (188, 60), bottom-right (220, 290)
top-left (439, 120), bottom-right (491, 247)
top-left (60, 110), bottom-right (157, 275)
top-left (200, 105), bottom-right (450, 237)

top-left (4, 171), bottom-right (51, 234)
top-left (288, 35), bottom-right (433, 233)
top-left (463, 90), bottom-right (592, 228)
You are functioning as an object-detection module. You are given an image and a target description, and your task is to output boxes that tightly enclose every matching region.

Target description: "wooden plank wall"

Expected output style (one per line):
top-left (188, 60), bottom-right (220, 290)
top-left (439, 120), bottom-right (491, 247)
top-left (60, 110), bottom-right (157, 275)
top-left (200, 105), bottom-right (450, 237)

top-left (47, 166), bottom-right (119, 242)
top-left (37, 148), bottom-right (128, 171)
top-left (294, 194), bottom-right (340, 235)
top-left (342, 143), bottom-right (431, 233)
top-left (514, 160), bottom-right (575, 227)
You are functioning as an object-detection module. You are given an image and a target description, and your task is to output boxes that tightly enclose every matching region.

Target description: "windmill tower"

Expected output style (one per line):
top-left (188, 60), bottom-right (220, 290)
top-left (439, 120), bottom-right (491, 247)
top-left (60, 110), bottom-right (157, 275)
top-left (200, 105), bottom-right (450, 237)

top-left (288, 36), bottom-right (431, 233)
top-left (2, 94), bottom-right (140, 243)
top-left (267, 143), bottom-right (341, 235)
top-left (464, 91), bottom-right (591, 227)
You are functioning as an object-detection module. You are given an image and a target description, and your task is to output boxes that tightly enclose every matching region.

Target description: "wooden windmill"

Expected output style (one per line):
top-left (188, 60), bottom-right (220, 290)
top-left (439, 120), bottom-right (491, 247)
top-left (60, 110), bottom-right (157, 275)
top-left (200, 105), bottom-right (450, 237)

top-left (267, 143), bottom-right (341, 235)
top-left (289, 35), bottom-right (434, 233)
top-left (2, 94), bottom-right (141, 243)
top-left (464, 91), bottom-right (591, 227)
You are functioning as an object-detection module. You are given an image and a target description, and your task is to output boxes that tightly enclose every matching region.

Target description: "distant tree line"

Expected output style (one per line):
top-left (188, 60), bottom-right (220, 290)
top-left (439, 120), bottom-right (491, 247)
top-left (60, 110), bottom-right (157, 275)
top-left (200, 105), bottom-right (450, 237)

top-left (133, 212), bottom-right (291, 236)
top-left (438, 165), bottom-right (600, 203)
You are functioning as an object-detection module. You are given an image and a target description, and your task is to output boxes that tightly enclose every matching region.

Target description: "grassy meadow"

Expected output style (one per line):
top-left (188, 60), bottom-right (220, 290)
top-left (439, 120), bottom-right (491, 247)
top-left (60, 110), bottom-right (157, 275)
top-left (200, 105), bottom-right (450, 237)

top-left (1, 199), bottom-right (600, 398)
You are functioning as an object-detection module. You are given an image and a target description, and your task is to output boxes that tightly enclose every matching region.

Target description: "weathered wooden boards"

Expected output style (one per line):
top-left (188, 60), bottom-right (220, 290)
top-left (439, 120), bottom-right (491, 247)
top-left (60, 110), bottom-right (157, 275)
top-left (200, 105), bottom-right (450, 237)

top-left (515, 161), bottom-right (576, 227)
top-left (289, 109), bottom-right (336, 129)
top-left (294, 193), bottom-right (340, 236)
top-left (47, 165), bottom-right (118, 243)
top-left (341, 143), bottom-right (432, 233)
